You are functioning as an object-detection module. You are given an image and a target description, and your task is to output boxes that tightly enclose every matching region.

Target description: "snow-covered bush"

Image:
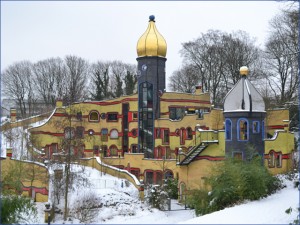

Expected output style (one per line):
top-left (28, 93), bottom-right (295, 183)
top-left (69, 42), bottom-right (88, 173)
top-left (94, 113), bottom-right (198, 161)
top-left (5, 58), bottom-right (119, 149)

top-left (165, 178), bottom-right (178, 199)
top-left (145, 184), bottom-right (169, 210)
top-left (187, 157), bottom-right (283, 216)
top-left (71, 191), bottom-right (100, 223)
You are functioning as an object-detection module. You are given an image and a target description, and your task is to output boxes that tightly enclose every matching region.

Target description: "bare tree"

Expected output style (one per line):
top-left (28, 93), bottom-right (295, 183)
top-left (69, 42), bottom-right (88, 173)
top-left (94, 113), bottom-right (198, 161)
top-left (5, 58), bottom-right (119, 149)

top-left (63, 55), bottom-right (89, 105)
top-left (2, 61), bottom-right (35, 118)
top-left (32, 57), bottom-right (66, 109)
top-left (168, 64), bottom-right (199, 93)
top-left (179, 30), bottom-right (261, 105)
top-left (263, 8), bottom-right (299, 105)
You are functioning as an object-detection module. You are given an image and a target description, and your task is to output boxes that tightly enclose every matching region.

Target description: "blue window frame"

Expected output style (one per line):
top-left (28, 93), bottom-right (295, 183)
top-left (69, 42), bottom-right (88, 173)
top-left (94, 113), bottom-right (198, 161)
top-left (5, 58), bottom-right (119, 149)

top-left (253, 121), bottom-right (260, 133)
top-left (225, 119), bottom-right (232, 141)
top-left (262, 120), bottom-right (265, 140)
top-left (237, 118), bottom-right (249, 141)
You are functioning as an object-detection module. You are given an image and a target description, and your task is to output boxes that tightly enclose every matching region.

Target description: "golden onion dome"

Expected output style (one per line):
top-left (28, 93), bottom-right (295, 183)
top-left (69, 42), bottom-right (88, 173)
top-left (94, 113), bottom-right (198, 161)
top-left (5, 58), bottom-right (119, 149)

top-left (137, 15), bottom-right (167, 58)
top-left (240, 66), bottom-right (249, 76)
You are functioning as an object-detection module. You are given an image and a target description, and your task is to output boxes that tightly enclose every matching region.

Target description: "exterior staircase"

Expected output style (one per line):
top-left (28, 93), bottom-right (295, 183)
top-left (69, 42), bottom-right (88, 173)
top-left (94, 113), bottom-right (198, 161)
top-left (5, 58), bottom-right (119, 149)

top-left (178, 143), bottom-right (207, 165)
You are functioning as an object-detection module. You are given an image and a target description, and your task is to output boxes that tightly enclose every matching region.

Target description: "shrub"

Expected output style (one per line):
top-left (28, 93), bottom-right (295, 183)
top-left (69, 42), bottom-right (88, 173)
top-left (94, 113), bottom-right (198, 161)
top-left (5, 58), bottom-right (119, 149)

top-left (145, 185), bottom-right (169, 210)
top-left (187, 157), bottom-right (283, 216)
top-left (1, 195), bottom-right (37, 224)
top-left (165, 178), bottom-right (178, 199)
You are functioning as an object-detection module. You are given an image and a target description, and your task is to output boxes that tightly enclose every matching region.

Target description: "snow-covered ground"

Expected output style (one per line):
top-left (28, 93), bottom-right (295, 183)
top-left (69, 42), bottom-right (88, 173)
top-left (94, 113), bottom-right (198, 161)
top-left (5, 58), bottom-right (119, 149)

top-left (31, 165), bottom-right (299, 224)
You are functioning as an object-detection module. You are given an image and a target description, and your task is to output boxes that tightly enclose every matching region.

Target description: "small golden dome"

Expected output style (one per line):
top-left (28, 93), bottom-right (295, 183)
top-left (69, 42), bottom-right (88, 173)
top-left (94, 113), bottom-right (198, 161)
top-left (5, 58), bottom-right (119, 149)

top-left (137, 15), bottom-right (167, 58)
top-left (240, 66), bottom-right (249, 76)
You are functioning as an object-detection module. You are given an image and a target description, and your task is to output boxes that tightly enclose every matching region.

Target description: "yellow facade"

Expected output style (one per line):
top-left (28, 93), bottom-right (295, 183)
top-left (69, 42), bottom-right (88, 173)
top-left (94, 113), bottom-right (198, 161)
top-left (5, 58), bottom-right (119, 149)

top-left (25, 89), bottom-right (295, 197)
top-left (1, 156), bottom-right (49, 202)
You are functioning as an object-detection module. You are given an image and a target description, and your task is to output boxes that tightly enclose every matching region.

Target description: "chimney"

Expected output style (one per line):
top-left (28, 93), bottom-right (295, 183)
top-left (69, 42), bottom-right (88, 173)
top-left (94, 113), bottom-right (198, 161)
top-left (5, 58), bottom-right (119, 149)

top-left (6, 148), bottom-right (12, 158)
top-left (195, 85), bottom-right (202, 94)
top-left (56, 99), bottom-right (63, 108)
top-left (10, 108), bottom-right (17, 122)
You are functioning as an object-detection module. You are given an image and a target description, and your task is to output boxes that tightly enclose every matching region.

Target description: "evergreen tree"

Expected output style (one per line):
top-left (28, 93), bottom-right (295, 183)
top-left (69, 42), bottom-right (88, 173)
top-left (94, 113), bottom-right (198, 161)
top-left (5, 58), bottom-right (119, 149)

top-left (124, 71), bottom-right (136, 95)
top-left (114, 74), bottom-right (123, 98)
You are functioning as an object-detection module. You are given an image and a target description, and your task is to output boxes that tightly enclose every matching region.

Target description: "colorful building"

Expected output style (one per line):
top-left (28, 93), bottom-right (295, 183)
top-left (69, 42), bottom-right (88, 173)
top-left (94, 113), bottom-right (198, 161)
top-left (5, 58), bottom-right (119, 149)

top-left (27, 15), bottom-right (295, 196)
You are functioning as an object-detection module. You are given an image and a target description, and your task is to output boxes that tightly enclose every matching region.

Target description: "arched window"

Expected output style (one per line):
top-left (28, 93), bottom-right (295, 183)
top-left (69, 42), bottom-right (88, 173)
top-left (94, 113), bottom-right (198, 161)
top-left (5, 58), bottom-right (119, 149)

top-left (89, 111), bottom-right (99, 122)
top-left (253, 121), bottom-right (260, 133)
top-left (110, 129), bottom-right (119, 139)
top-left (262, 120), bottom-right (265, 140)
top-left (268, 150), bottom-right (282, 168)
top-left (225, 119), bottom-right (232, 140)
top-left (109, 145), bottom-right (118, 157)
top-left (238, 118), bottom-right (248, 141)
top-left (164, 170), bottom-right (174, 180)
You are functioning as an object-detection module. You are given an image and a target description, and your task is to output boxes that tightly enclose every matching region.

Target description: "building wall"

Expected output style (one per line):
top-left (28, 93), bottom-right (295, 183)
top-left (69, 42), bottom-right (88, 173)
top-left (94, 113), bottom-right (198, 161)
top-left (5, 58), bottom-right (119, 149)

top-left (1, 156), bottom-right (49, 202)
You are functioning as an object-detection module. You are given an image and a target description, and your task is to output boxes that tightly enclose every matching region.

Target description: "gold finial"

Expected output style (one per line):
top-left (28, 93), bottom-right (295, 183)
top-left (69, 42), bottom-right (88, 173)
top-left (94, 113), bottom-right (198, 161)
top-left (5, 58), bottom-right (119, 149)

top-left (240, 66), bottom-right (249, 76)
top-left (136, 15), bottom-right (167, 57)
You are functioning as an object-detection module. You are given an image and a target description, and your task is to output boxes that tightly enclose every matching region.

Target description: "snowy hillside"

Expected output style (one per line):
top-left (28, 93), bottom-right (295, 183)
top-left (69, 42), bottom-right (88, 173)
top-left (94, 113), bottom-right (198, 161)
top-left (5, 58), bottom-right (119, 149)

top-left (31, 165), bottom-right (298, 224)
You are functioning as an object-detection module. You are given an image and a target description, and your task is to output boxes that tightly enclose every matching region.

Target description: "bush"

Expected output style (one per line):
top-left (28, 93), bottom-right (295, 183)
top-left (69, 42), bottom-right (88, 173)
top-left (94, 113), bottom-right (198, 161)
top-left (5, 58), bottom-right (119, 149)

top-left (1, 195), bottom-right (37, 224)
top-left (187, 157), bottom-right (283, 216)
top-left (145, 185), bottom-right (169, 210)
top-left (165, 178), bottom-right (178, 199)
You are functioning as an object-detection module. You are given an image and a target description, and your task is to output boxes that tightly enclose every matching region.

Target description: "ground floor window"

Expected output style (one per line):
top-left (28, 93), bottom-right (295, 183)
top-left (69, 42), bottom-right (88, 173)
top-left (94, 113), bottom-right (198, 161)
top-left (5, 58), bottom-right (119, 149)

top-left (268, 150), bottom-right (282, 168)
top-left (144, 170), bottom-right (163, 185)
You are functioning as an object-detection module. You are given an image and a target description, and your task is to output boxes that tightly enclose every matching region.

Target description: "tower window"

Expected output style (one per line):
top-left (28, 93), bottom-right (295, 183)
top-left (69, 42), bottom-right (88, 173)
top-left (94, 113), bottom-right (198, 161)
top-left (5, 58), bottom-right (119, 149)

top-left (253, 121), bottom-right (260, 133)
top-left (225, 119), bottom-right (232, 140)
top-left (238, 118), bottom-right (248, 141)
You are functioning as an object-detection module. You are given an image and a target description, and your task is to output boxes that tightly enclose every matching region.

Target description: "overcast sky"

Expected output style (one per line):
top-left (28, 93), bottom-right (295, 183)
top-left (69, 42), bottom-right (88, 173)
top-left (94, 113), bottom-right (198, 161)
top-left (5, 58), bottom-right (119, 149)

top-left (1, 1), bottom-right (285, 85)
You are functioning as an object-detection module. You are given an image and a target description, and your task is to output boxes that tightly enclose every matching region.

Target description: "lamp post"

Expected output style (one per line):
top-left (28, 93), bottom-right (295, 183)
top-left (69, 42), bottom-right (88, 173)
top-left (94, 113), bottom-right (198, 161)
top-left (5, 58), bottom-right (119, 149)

top-left (44, 202), bottom-right (51, 225)
top-left (100, 147), bottom-right (102, 177)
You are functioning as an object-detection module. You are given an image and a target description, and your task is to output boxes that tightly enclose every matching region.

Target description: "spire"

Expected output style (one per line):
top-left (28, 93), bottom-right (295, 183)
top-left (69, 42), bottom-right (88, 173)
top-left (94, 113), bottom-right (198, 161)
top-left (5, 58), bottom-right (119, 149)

top-left (136, 15), bottom-right (167, 58)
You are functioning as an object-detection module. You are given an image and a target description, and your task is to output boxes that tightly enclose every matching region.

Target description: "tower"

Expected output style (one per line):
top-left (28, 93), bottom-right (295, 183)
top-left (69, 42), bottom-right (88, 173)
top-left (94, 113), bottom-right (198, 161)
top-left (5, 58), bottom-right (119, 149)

top-left (136, 15), bottom-right (167, 158)
top-left (223, 66), bottom-right (266, 160)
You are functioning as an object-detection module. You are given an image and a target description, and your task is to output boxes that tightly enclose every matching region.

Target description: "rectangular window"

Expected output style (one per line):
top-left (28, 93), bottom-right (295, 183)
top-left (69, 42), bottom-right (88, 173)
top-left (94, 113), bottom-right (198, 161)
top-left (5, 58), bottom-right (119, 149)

top-left (107, 113), bottom-right (118, 122)
top-left (93, 145), bottom-right (99, 155)
top-left (64, 127), bottom-right (75, 139)
top-left (76, 112), bottom-right (82, 121)
top-left (76, 126), bottom-right (84, 138)
top-left (163, 129), bottom-right (170, 145)
top-left (169, 107), bottom-right (184, 120)
top-left (131, 144), bottom-right (138, 153)
top-left (276, 154), bottom-right (282, 167)
top-left (233, 152), bottom-right (243, 160)
top-left (155, 128), bottom-right (161, 139)
top-left (130, 168), bottom-right (140, 180)
top-left (165, 147), bottom-right (171, 159)
top-left (101, 129), bottom-right (108, 142)
top-left (133, 112), bottom-right (138, 120)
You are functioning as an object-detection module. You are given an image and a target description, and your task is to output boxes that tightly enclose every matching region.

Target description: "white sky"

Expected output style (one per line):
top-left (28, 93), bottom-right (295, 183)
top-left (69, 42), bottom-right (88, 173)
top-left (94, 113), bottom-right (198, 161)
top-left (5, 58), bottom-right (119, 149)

top-left (1, 1), bottom-right (285, 84)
